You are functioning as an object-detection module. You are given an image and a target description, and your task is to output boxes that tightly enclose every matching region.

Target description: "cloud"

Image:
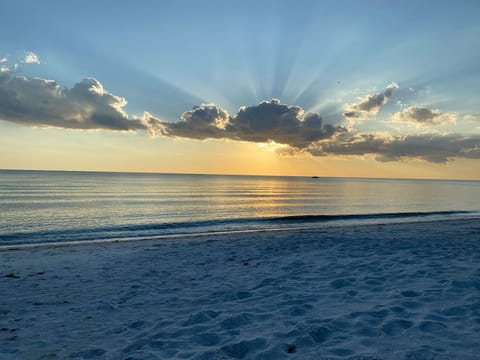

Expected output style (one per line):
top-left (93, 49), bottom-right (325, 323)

top-left (227, 100), bottom-right (344, 147)
top-left (0, 73), bottom-right (155, 131)
top-left (463, 114), bottom-right (477, 121)
top-left (343, 82), bottom-right (399, 120)
top-left (1, 73), bottom-right (477, 164)
top-left (1, 62), bottom-right (19, 74)
top-left (393, 106), bottom-right (457, 126)
top-left (0, 57), bottom-right (12, 73)
top-left (23, 52), bottom-right (40, 64)
top-left (307, 133), bottom-right (480, 163)
top-left (151, 104), bottom-right (228, 140)
top-left (157, 99), bottom-right (346, 148)
top-left (0, 75), bottom-right (343, 146)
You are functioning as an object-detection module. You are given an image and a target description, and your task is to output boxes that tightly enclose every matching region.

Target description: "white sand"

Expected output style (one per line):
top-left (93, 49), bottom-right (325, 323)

top-left (1, 219), bottom-right (480, 359)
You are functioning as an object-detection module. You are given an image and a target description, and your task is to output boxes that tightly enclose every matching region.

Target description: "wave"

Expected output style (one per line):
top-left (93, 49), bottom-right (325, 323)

top-left (267, 210), bottom-right (473, 222)
top-left (0, 210), bottom-right (476, 247)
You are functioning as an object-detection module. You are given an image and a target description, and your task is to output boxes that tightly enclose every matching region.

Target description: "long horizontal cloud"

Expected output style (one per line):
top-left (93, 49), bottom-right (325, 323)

top-left (155, 99), bottom-right (346, 148)
top-left (1, 73), bottom-right (478, 164)
top-left (0, 74), bottom-right (343, 147)
top-left (343, 83), bottom-right (398, 120)
top-left (307, 133), bottom-right (480, 163)
top-left (393, 106), bottom-right (457, 126)
top-left (0, 73), bottom-right (151, 131)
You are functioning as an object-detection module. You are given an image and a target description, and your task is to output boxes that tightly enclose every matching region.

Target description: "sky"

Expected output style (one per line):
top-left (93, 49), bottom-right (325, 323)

top-left (0, 0), bottom-right (479, 179)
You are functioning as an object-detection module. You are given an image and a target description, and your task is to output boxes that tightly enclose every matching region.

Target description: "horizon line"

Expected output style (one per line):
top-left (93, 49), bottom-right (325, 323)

top-left (1, 168), bottom-right (478, 182)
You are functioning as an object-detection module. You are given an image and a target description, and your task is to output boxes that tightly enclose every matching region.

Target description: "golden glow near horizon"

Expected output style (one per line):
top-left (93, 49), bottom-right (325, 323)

top-left (1, 125), bottom-right (479, 180)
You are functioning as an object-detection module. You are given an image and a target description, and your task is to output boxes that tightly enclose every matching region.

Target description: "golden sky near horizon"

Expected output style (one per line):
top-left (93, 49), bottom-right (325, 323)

top-left (1, 125), bottom-right (479, 180)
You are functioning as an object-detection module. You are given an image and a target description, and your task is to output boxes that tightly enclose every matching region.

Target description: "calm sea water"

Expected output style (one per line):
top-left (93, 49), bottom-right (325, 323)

top-left (0, 170), bottom-right (479, 245)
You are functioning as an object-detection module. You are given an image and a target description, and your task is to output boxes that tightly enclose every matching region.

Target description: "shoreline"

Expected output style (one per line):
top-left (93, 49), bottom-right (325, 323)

top-left (1, 218), bottom-right (480, 359)
top-left (1, 215), bottom-right (478, 251)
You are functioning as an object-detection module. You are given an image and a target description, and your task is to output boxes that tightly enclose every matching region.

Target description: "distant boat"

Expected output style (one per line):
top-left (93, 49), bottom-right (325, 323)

top-left (311, 176), bottom-right (319, 179)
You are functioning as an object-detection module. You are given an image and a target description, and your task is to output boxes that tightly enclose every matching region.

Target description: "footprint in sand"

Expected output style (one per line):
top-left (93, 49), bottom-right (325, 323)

top-left (220, 313), bottom-right (253, 330)
top-left (309, 326), bottom-right (332, 343)
top-left (419, 321), bottom-right (448, 335)
top-left (330, 278), bottom-right (354, 289)
top-left (191, 332), bottom-right (221, 346)
top-left (400, 290), bottom-right (421, 298)
top-left (441, 306), bottom-right (467, 317)
top-left (67, 348), bottom-right (106, 359)
top-left (382, 319), bottom-right (413, 336)
top-left (221, 338), bottom-right (267, 359)
top-left (182, 310), bottom-right (220, 326)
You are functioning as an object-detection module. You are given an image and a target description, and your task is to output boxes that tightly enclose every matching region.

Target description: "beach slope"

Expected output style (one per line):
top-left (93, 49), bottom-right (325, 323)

top-left (1, 219), bottom-right (480, 359)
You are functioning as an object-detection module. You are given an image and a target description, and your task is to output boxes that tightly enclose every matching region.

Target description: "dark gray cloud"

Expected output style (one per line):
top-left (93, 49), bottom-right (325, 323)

top-left (393, 106), bottom-right (457, 126)
top-left (0, 73), bottom-right (150, 131)
top-left (343, 83), bottom-right (399, 120)
top-left (0, 74), bottom-right (344, 147)
top-left (1, 73), bottom-right (477, 164)
top-left (152, 104), bottom-right (228, 139)
top-left (158, 99), bottom-right (346, 148)
top-left (307, 133), bottom-right (480, 163)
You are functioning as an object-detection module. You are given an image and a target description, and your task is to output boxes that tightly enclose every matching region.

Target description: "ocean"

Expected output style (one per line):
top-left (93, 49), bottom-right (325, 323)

top-left (0, 170), bottom-right (479, 246)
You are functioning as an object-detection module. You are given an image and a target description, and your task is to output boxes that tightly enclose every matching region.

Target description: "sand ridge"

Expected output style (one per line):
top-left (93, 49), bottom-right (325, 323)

top-left (1, 219), bottom-right (480, 359)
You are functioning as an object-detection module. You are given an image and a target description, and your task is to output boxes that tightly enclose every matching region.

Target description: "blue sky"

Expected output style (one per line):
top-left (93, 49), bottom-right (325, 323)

top-left (1, 0), bottom-right (479, 178)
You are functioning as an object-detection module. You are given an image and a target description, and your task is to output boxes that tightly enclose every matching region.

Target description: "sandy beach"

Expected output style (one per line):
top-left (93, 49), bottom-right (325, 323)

top-left (1, 219), bottom-right (480, 359)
